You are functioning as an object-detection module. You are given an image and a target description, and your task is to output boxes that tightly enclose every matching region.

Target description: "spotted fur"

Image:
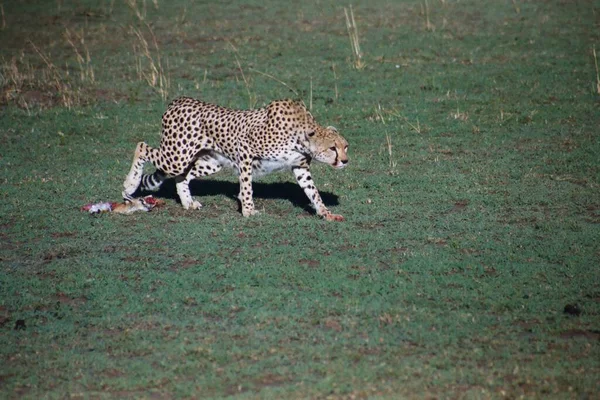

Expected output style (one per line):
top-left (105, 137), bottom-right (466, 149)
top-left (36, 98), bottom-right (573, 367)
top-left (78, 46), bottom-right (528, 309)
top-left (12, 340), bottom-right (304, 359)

top-left (122, 97), bottom-right (349, 220)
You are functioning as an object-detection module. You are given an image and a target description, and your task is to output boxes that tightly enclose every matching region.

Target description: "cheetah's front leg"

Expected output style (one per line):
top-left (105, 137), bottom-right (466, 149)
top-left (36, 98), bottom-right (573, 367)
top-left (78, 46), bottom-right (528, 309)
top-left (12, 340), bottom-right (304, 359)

top-left (238, 158), bottom-right (258, 217)
top-left (292, 166), bottom-right (344, 222)
top-left (123, 142), bottom-right (152, 202)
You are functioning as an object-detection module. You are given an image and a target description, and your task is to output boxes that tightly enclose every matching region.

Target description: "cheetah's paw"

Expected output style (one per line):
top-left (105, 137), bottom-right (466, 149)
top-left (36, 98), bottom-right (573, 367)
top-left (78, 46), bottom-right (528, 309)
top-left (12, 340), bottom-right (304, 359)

top-left (183, 201), bottom-right (203, 210)
top-left (242, 208), bottom-right (259, 217)
top-left (323, 212), bottom-right (344, 222)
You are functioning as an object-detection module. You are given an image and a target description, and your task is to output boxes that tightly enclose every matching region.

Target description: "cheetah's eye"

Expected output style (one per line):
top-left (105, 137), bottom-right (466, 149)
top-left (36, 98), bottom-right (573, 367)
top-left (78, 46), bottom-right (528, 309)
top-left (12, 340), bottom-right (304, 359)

top-left (329, 146), bottom-right (336, 151)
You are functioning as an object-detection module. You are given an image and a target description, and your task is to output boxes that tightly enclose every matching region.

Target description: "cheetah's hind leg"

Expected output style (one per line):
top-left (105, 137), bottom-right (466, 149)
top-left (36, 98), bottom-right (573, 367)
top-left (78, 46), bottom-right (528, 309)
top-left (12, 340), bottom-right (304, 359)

top-left (123, 142), bottom-right (160, 202)
top-left (175, 153), bottom-right (224, 210)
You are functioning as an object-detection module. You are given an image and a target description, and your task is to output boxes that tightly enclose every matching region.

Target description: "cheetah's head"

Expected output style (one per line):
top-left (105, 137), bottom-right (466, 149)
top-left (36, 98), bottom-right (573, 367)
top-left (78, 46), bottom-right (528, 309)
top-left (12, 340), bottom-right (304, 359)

top-left (266, 99), bottom-right (349, 169)
top-left (307, 125), bottom-right (349, 169)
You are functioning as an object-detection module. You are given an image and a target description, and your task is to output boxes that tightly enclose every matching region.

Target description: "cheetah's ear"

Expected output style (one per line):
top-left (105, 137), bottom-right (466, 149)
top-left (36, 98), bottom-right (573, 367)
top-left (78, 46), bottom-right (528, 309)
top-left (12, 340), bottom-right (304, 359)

top-left (326, 126), bottom-right (338, 132)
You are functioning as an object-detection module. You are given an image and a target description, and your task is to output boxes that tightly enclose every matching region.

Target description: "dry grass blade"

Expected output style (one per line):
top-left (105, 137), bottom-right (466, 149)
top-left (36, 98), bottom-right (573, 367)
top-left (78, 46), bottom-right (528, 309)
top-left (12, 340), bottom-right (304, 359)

top-left (344, 5), bottom-right (365, 70)
top-left (512, 0), bottom-right (521, 14)
top-left (332, 63), bottom-right (338, 101)
top-left (249, 68), bottom-right (299, 97)
top-left (227, 40), bottom-right (256, 108)
top-left (233, 54), bottom-right (255, 108)
top-left (593, 45), bottom-right (600, 95)
top-left (388, 108), bottom-right (422, 134)
top-left (422, 0), bottom-right (434, 31)
top-left (309, 76), bottom-right (313, 111)
top-left (125, 0), bottom-right (147, 21)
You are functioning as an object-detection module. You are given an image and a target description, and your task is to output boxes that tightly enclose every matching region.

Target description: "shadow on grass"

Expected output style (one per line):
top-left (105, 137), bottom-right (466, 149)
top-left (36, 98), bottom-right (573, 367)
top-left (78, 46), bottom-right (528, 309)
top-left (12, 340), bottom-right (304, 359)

top-left (136, 178), bottom-right (340, 213)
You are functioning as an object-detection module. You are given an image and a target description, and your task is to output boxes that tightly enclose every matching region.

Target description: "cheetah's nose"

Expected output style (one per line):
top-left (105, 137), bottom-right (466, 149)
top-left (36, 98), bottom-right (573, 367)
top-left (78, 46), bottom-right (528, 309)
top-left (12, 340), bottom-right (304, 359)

top-left (341, 159), bottom-right (348, 165)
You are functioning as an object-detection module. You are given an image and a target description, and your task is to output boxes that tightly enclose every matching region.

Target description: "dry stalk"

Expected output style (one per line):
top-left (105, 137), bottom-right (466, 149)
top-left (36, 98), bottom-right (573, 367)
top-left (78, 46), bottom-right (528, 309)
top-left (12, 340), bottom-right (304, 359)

top-left (125, 0), bottom-right (146, 21)
top-left (227, 40), bottom-right (256, 108)
top-left (344, 5), bottom-right (365, 69)
top-left (511, 0), bottom-right (521, 14)
top-left (332, 63), bottom-right (338, 101)
top-left (593, 45), bottom-right (600, 95)
top-left (177, 6), bottom-right (187, 25)
top-left (450, 91), bottom-right (469, 121)
top-left (309, 76), bottom-right (313, 111)
top-left (385, 132), bottom-right (396, 172)
top-left (423, 0), bottom-right (434, 31)
top-left (234, 54), bottom-right (256, 108)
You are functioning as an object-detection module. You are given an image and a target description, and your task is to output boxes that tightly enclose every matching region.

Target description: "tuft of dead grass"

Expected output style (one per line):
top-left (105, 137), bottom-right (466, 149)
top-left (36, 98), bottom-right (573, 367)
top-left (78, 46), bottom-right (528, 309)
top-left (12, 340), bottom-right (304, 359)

top-left (344, 5), bottom-right (365, 70)
top-left (1, 25), bottom-right (99, 110)
top-left (126, 0), bottom-right (170, 101)
top-left (25, 41), bottom-right (80, 109)
top-left (130, 23), bottom-right (170, 102)
top-left (64, 27), bottom-right (95, 84)
top-left (421, 0), bottom-right (435, 32)
top-left (375, 104), bottom-right (397, 174)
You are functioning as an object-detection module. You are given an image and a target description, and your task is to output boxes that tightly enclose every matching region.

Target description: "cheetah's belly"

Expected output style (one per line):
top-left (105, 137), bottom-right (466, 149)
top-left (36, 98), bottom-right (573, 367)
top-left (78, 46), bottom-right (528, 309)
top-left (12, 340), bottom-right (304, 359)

top-left (252, 159), bottom-right (291, 177)
top-left (208, 152), bottom-right (303, 178)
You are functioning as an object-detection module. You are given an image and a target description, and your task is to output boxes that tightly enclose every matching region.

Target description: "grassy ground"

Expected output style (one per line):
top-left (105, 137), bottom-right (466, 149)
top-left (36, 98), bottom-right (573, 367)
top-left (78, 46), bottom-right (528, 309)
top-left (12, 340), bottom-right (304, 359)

top-left (1, 0), bottom-right (599, 398)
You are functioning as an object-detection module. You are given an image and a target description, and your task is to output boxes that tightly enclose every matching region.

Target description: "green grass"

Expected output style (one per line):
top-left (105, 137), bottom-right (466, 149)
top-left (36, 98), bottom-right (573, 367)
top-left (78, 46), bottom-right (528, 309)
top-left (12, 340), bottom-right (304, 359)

top-left (1, 0), bottom-right (599, 398)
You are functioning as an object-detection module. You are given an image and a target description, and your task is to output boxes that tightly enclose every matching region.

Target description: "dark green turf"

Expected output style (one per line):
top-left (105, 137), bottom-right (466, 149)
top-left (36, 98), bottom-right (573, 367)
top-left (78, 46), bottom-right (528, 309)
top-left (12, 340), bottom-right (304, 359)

top-left (1, 0), bottom-right (599, 398)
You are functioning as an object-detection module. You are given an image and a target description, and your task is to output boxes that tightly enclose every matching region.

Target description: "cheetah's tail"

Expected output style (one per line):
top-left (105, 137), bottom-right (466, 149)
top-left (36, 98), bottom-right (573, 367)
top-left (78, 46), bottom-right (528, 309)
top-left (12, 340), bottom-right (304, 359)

top-left (140, 170), bottom-right (167, 192)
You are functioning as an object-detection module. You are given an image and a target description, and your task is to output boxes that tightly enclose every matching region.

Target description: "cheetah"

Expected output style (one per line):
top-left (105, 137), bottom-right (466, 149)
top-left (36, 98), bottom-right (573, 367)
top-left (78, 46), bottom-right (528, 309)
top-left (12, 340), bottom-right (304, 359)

top-left (122, 97), bottom-right (349, 221)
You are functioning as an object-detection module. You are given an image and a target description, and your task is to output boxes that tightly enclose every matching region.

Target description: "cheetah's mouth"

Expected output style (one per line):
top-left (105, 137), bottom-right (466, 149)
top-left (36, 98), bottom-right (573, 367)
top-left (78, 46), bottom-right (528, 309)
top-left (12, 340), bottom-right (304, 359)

top-left (332, 161), bottom-right (347, 169)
